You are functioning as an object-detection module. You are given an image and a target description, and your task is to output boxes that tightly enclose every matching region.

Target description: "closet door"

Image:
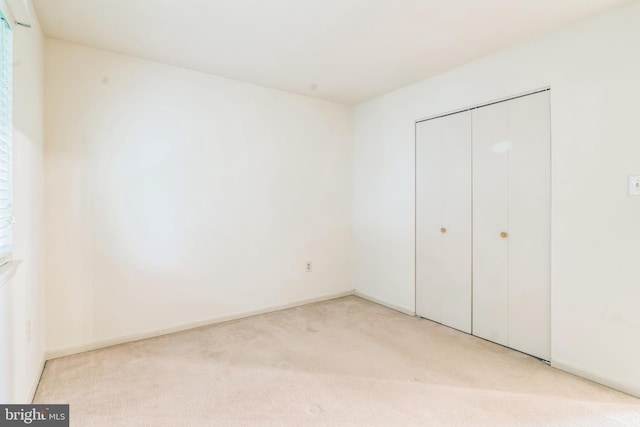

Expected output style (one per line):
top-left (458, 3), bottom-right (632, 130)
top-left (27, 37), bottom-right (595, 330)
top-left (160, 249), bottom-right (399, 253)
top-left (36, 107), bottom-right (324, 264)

top-left (416, 111), bottom-right (472, 333)
top-left (506, 92), bottom-right (551, 359)
top-left (472, 91), bottom-right (550, 360)
top-left (472, 102), bottom-right (510, 347)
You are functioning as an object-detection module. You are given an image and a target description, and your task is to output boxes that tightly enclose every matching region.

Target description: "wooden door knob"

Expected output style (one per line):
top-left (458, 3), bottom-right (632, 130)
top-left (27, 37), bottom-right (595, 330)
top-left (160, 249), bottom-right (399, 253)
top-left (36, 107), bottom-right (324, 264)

top-left (440, 227), bottom-right (447, 233)
top-left (500, 231), bottom-right (508, 238)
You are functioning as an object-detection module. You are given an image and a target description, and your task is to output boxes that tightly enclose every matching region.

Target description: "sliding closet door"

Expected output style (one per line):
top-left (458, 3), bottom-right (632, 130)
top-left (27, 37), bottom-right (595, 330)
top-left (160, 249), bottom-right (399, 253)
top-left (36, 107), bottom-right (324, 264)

top-left (416, 118), bottom-right (443, 324)
top-left (506, 92), bottom-right (551, 359)
top-left (472, 102), bottom-right (510, 347)
top-left (472, 91), bottom-right (550, 360)
top-left (416, 112), bottom-right (472, 333)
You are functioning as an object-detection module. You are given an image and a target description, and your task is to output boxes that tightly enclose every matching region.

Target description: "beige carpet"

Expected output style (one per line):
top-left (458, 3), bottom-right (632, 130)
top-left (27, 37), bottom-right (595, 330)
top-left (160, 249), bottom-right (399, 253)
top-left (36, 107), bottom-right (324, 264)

top-left (34, 296), bottom-right (640, 426)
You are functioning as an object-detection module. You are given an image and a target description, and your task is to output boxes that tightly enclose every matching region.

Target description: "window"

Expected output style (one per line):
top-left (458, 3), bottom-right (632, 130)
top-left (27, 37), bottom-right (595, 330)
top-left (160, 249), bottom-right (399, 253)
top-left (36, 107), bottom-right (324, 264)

top-left (0, 10), bottom-right (12, 268)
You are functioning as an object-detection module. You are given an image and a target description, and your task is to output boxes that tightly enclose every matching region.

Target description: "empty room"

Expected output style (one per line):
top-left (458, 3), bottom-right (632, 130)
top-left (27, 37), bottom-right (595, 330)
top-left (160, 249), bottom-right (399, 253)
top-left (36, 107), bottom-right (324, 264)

top-left (1, 0), bottom-right (640, 425)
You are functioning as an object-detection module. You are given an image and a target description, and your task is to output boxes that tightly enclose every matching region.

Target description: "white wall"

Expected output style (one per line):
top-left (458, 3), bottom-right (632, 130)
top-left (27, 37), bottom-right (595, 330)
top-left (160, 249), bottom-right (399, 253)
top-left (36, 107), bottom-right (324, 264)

top-left (44, 40), bottom-right (353, 354)
top-left (0, 0), bottom-right (45, 403)
top-left (353, 1), bottom-right (640, 396)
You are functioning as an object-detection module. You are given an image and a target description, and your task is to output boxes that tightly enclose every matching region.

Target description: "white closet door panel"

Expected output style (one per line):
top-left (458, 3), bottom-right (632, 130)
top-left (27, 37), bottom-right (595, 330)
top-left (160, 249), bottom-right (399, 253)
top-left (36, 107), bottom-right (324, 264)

top-left (416, 119), bottom-right (444, 323)
top-left (507, 92), bottom-right (551, 360)
top-left (441, 112), bottom-right (472, 333)
top-left (472, 102), bottom-right (509, 346)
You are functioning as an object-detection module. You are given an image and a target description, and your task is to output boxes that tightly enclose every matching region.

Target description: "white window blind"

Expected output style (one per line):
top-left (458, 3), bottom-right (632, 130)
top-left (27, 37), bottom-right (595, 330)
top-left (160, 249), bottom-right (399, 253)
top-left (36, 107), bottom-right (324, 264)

top-left (0, 11), bottom-right (12, 268)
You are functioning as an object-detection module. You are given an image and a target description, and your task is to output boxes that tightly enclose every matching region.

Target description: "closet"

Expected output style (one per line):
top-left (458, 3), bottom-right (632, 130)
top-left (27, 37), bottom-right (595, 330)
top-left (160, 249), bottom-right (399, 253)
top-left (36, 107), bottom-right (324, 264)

top-left (415, 90), bottom-right (550, 360)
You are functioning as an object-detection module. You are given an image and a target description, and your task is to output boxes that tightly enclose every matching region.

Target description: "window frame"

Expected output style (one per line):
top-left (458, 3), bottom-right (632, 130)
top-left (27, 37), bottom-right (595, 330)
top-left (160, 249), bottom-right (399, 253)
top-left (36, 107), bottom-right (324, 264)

top-left (0, 6), bottom-right (13, 272)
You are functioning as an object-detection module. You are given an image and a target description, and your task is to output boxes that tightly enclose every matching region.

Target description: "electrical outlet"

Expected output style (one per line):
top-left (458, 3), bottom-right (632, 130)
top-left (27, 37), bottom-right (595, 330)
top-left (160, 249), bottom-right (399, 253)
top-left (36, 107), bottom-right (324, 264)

top-left (26, 320), bottom-right (31, 343)
top-left (305, 261), bottom-right (312, 273)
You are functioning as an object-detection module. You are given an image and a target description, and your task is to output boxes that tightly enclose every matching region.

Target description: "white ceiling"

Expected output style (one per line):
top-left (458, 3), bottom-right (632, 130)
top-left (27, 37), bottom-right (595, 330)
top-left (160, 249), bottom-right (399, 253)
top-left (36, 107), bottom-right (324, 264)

top-left (32, 0), bottom-right (630, 105)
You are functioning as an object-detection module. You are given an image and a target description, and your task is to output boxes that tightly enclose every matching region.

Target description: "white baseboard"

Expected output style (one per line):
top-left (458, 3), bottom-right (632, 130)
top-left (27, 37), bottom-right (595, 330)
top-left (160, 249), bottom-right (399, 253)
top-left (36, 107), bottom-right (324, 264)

top-left (45, 290), bottom-right (355, 360)
top-left (552, 359), bottom-right (640, 398)
top-left (28, 355), bottom-right (46, 403)
top-left (353, 290), bottom-right (416, 316)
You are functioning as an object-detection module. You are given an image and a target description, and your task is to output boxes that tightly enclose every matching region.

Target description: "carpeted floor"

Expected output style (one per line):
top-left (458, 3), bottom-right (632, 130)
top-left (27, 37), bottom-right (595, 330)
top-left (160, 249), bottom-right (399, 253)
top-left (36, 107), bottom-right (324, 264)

top-left (34, 296), bottom-right (640, 426)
